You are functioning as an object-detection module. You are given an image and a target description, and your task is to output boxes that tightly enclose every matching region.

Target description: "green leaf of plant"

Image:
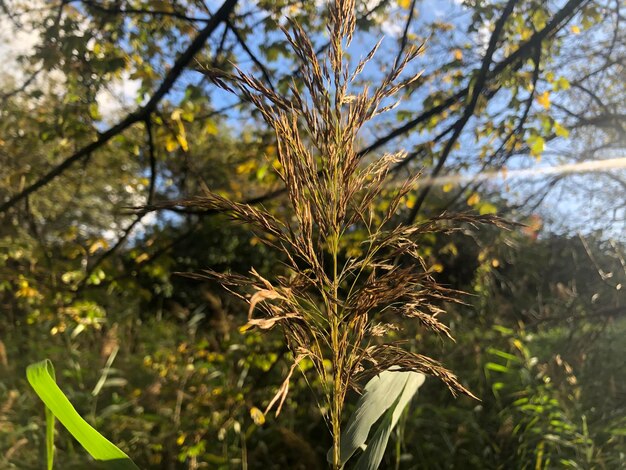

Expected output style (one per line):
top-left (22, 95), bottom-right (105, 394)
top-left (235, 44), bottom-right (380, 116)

top-left (327, 369), bottom-right (425, 466)
top-left (353, 371), bottom-right (425, 470)
top-left (485, 362), bottom-right (510, 373)
top-left (26, 359), bottom-right (139, 470)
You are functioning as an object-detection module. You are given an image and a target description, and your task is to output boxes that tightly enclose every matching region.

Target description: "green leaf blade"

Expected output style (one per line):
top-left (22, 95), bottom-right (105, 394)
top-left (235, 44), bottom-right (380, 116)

top-left (26, 359), bottom-right (139, 469)
top-left (329, 369), bottom-right (425, 468)
top-left (354, 371), bottom-right (425, 470)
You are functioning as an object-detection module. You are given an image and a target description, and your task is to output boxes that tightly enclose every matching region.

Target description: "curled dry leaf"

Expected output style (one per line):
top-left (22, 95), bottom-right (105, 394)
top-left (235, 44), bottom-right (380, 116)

top-left (244, 312), bottom-right (303, 331)
top-left (264, 355), bottom-right (305, 417)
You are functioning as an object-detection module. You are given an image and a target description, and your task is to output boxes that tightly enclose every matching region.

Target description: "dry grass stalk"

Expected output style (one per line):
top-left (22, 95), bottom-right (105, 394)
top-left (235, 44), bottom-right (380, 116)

top-left (172, 1), bottom-right (507, 467)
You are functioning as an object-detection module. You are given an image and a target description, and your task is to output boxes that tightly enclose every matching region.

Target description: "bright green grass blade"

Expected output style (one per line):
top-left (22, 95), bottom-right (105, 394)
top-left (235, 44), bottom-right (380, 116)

top-left (44, 363), bottom-right (55, 470)
top-left (26, 359), bottom-right (139, 470)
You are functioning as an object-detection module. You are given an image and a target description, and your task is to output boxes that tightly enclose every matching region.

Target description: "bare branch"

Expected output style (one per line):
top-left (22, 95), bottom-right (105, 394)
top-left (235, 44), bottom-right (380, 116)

top-left (404, 0), bottom-right (519, 223)
top-left (0, 0), bottom-right (239, 215)
top-left (394, 0), bottom-right (418, 68)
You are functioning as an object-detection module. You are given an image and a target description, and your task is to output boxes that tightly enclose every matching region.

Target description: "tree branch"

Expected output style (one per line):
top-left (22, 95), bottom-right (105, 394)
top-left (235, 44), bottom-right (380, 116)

top-left (394, 0), bottom-right (418, 68)
top-left (441, 45), bottom-right (542, 212)
top-left (0, 0), bottom-right (238, 215)
top-left (78, 0), bottom-right (212, 23)
top-left (361, 0), bottom-right (588, 158)
top-left (0, 67), bottom-right (42, 103)
top-left (77, 118), bottom-right (158, 290)
top-left (225, 18), bottom-right (275, 92)
top-left (404, 0), bottom-right (518, 223)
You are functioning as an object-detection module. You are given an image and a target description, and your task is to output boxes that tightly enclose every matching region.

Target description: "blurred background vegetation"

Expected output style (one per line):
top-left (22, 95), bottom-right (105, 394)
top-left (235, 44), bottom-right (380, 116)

top-left (0, 0), bottom-right (624, 468)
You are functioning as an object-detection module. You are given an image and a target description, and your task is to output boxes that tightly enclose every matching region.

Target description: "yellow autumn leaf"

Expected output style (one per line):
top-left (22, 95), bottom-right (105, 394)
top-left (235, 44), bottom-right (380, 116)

top-left (453, 49), bottom-right (463, 61)
top-left (264, 144), bottom-right (277, 157)
top-left (554, 76), bottom-right (570, 91)
top-left (528, 135), bottom-right (545, 158)
top-left (571, 25), bottom-right (581, 34)
top-left (554, 122), bottom-right (569, 138)
top-left (236, 160), bottom-right (257, 175)
top-left (431, 263), bottom-right (444, 273)
top-left (171, 109), bottom-right (189, 152)
top-left (17, 284), bottom-right (40, 299)
top-left (467, 193), bottom-right (480, 206)
top-left (478, 202), bottom-right (497, 215)
top-left (16, 277), bottom-right (41, 299)
top-left (250, 407), bottom-right (266, 426)
top-left (205, 120), bottom-right (218, 135)
top-left (164, 134), bottom-right (178, 152)
top-left (135, 253), bottom-right (149, 264)
top-left (398, 0), bottom-right (411, 9)
top-left (536, 91), bottom-right (550, 110)
top-left (271, 159), bottom-right (283, 173)
top-left (442, 183), bottom-right (453, 193)
top-left (88, 239), bottom-right (109, 254)
top-left (175, 126), bottom-right (188, 152)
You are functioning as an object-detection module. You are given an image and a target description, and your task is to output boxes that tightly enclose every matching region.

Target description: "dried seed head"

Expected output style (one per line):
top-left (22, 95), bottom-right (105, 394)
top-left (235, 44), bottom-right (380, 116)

top-left (170, 0), bottom-right (506, 417)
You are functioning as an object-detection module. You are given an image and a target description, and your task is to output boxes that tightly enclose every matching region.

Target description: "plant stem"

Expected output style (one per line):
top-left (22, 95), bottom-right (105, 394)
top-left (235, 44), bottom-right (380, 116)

top-left (331, 320), bottom-right (341, 469)
top-left (330, 232), bottom-right (342, 469)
